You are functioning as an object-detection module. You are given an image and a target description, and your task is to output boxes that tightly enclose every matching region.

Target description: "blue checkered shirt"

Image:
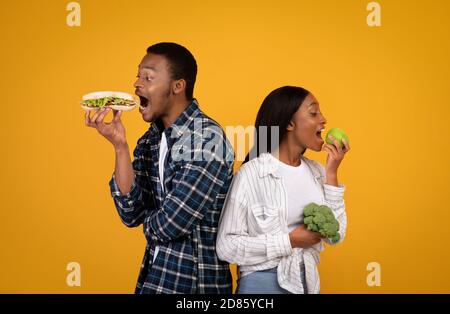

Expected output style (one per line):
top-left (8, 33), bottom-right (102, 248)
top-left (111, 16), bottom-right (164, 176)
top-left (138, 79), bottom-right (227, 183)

top-left (109, 100), bottom-right (234, 294)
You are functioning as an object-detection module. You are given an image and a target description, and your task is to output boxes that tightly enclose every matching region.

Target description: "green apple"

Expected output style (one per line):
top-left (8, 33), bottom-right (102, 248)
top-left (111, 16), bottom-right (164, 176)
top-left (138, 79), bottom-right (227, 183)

top-left (325, 128), bottom-right (349, 148)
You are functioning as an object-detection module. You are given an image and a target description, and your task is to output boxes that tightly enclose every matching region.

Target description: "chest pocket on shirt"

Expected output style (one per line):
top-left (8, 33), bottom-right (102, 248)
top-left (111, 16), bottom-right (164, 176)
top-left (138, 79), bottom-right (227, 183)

top-left (249, 204), bottom-right (281, 235)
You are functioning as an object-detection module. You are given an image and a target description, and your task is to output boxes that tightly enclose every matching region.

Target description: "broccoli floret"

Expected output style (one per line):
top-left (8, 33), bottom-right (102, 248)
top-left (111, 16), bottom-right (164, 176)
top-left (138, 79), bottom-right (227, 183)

top-left (304, 216), bottom-right (314, 226)
top-left (330, 234), bottom-right (340, 243)
top-left (313, 213), bottom-right (326, 225)
top-left (303, 203), bottom-right (317, 217)
top-left (322, 222), bottom-right (339, 237)
top-left (303, 203), bottom-right (340, 244)
top-left (303, 216), bottom-right (318, 232)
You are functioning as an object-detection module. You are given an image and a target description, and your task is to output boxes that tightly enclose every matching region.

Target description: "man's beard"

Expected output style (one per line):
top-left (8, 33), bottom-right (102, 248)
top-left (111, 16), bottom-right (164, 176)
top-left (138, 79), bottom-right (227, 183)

top-left (144, 87), bottom-right (173, 123)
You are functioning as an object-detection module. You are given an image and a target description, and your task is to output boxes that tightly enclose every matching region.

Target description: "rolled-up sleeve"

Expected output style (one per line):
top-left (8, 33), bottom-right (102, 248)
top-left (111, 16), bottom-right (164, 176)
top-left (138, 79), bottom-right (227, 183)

top-left (109, 143), bottom-right (155, 228)
top-left (320, 169), bottom-right (348, 245)
top-left (308, 160), bottom-right (348, 245)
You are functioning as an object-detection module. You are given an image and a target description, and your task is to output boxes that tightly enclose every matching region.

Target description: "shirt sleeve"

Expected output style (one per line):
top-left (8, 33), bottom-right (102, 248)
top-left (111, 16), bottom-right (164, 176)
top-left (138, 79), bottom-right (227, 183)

top-left (216, 170), bottom-right (293, 265)
top-left (315, 161), bottom-right (348, 245)
top-left (109, 143), bottom-right (155, 228)
top-left (143, 158), bottom-right (232, 243)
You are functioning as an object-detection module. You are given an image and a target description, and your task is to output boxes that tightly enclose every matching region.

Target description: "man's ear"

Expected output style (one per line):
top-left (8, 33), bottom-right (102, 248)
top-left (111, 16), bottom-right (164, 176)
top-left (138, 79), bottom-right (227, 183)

top-left (172, 79), bottom-right (186, 96)
top-left (286, 120), bottom-right (295, 131)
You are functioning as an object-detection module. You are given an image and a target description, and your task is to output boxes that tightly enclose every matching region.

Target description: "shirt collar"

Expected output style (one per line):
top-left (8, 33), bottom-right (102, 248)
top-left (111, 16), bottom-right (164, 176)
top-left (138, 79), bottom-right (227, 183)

top-left (257, 152), bottom-right (322, 181)
top-left (149, 99), bottom-right (200, 148)
top-left (257, 153), bottom-right (282, 179)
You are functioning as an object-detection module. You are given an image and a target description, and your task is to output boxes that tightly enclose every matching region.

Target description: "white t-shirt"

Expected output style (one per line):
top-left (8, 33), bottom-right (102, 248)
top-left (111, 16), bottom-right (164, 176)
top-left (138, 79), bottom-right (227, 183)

top-left (272, 155), bottom-right (323, 232)
top-left (153, 132), bottom-right (168, 262)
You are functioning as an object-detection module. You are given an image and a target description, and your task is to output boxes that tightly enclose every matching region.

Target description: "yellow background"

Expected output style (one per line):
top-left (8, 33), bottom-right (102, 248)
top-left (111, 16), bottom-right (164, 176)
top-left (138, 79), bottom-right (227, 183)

top-left (1, 0), bottom-right (449, 293)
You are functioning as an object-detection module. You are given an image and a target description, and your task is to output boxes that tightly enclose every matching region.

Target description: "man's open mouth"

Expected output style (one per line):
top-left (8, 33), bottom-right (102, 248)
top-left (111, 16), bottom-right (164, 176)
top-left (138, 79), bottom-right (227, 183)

top-left (139, 95), bottom-right (149, 108)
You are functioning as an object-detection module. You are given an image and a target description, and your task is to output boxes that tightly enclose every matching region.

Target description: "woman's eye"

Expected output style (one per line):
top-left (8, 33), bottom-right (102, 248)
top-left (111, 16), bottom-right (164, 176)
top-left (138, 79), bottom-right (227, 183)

top-left (145, 77), bottom-right (153, 81)
top-left (310, 112), bottom-right (317, 116)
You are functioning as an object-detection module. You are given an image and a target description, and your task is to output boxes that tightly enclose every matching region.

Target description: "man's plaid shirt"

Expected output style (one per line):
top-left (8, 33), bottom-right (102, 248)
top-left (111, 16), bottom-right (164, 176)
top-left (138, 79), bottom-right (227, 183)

top-left (109, 100), bottom-right (234, 294)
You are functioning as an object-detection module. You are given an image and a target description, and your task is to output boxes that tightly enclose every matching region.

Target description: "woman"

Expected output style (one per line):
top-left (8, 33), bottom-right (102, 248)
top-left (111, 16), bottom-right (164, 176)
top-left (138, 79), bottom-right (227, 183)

top-left (216, 86), bottom-right (350, 294)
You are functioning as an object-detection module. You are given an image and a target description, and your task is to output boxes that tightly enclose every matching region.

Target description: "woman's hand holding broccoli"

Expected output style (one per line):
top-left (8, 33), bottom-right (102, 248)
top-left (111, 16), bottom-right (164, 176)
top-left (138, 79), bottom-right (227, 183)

top-left (289, 224), bottom-right (324, 249)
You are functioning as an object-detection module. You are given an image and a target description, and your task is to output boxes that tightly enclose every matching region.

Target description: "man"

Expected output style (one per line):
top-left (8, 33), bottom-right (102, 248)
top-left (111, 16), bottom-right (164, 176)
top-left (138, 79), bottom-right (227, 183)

top-left (85, 42), bottom-right (234, 294)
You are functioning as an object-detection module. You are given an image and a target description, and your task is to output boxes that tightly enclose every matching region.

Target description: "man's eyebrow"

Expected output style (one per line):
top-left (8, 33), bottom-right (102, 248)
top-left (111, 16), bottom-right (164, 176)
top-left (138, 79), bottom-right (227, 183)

top-left (308, 102), bottom-right (319, 107)
top-left (138, 65), bottom-right (156, 71)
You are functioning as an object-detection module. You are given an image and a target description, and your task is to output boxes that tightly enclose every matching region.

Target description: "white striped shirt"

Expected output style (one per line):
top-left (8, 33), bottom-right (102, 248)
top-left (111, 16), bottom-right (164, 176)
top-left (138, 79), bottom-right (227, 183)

top-left (216, 153), bottom-right (347, 294)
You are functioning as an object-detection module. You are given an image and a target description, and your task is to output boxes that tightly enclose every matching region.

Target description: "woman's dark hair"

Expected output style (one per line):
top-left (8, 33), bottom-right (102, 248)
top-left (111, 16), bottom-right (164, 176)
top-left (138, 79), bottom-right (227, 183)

top-left (243, 86), bottom-right (310, 164)
top-left (147, 42), bottom-right (197, 100)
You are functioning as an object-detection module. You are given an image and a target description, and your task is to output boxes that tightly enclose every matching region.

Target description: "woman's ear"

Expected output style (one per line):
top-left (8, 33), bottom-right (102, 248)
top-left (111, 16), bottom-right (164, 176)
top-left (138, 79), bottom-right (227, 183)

top-left (286, 120), bottom-right (295, 131)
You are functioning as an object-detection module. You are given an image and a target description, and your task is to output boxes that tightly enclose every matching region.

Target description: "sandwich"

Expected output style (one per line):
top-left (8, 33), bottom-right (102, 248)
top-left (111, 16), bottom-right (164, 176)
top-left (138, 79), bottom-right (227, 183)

top-left (81, 91), bottom-right (138, 111)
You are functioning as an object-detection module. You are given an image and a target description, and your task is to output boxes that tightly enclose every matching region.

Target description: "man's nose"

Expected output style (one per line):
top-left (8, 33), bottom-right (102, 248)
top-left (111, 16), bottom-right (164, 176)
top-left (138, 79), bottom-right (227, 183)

top-left (134, 79), bottom-right (142, 88)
